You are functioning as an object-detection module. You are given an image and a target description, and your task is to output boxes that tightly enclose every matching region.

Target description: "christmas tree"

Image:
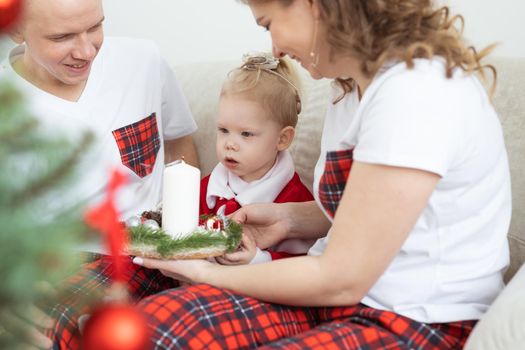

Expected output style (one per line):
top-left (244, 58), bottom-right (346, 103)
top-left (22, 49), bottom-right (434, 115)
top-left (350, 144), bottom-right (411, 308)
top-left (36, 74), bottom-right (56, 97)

top-left (0, 40), bottom-right (92, 348)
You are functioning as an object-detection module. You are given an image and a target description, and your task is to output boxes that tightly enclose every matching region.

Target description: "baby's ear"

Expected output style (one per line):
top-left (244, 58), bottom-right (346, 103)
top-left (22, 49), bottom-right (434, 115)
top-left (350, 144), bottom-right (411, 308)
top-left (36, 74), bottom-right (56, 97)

top-left (277, 126), bottom-right (295, 151)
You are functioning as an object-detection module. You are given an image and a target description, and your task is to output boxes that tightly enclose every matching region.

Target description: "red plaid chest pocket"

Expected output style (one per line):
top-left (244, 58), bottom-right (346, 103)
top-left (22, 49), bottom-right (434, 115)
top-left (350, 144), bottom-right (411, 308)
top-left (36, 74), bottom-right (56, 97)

top-left (112, 113), bottom-right (161, 178)
top-left (318, 149), bottom-right (354, 218)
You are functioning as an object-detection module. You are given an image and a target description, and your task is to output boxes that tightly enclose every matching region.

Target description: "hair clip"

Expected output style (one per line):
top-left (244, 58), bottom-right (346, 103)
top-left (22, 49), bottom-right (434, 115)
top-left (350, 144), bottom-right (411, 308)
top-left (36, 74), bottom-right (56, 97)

top-left (240, 51), bottom-right (302, 114)
top-left (242, 51), bottom-right (279, 70)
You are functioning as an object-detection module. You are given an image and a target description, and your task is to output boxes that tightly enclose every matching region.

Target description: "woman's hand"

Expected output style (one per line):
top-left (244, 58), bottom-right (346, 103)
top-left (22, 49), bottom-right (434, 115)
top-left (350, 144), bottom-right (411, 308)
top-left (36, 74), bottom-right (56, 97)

top-left (230, 201), bottom-right (329, 249)
top-left (215, 231), bottom-right (257, 265)
top-left (132, 257), bottom-right (217, 284)
top-left (229, 203), bottom-right (291, 249)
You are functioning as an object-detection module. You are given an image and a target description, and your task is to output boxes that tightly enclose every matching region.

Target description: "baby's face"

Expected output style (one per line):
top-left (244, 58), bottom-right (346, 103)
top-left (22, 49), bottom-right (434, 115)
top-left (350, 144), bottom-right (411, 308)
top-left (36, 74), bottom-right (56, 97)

top-left (216, 95), bottom-right (283, 182)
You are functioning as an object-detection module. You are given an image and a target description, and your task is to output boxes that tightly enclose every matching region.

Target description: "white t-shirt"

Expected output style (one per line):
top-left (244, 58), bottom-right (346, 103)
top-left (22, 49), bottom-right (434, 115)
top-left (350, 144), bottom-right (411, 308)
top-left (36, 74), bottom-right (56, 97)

top-left (309, 59), bottom-right (511, 323)
top-left (0, 37), bottom-right (197, 220)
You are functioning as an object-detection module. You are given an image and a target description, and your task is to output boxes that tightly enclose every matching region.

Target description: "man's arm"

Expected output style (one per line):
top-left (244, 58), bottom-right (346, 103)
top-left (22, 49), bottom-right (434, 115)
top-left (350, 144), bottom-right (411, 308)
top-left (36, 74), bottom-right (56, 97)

top-left (164, 135), bottom-right (200, 169)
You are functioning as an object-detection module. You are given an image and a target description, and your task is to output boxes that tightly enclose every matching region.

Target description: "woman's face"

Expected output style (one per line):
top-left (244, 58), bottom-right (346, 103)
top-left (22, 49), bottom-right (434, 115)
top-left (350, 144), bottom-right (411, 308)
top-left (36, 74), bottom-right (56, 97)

top-left (249, 0), bottom-right (371, 90)
top-left (249, 0), bottom-right (334, 80)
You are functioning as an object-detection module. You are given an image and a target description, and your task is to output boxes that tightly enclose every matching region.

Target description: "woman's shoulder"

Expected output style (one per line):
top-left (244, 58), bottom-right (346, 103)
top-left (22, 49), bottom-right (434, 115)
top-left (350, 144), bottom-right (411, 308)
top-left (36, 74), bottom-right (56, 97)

top-left (375, 58), bottom-right (482, 93)
top-left (363, 57), bottom-right (489, 113)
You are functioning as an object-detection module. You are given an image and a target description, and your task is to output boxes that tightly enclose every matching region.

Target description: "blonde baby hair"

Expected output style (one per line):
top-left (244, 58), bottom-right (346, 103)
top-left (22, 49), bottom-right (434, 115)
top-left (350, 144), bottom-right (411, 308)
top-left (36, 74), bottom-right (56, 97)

top-left (220, 52), bottom-right (302, 128)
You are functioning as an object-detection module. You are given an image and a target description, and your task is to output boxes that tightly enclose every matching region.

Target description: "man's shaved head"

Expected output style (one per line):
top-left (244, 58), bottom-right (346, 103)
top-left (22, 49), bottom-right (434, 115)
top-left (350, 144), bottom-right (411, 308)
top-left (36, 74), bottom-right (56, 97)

top-left (19, 0), bottom-right (103, 33)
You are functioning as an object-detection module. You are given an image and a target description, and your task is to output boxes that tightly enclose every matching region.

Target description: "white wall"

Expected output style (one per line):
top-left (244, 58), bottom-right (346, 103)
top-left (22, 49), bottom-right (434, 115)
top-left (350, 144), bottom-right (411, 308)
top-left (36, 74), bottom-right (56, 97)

top-left (103, 0), bottom-right (525, 65)
top-left (103, 0), bottom-right (271, 65)
top-left (441, 0), bottom-right (525, 58)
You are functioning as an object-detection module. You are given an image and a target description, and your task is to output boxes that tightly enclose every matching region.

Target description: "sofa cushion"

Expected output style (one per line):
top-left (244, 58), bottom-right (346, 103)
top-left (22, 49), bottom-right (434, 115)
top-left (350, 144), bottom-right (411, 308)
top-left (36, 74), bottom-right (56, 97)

top-left (489, 57), bottom-right (525, 281)
top-left (464, 263), bottom-right (525, 350)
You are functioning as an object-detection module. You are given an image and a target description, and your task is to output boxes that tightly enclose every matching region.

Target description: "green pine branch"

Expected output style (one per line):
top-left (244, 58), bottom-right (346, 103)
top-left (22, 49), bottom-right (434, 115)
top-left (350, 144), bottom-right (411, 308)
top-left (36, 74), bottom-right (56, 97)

top-left (128, 220), bottom-right (242, 258)
top-left (12, 132), bottom-right (93, 206)
top-left (0, 74), bottom-right (91, 348)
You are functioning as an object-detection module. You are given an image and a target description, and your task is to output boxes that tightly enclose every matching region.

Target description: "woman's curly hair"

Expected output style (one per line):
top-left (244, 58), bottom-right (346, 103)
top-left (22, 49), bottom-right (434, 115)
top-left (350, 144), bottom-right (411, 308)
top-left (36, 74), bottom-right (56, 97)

top-left (241, 0), bottom-right (497, 101)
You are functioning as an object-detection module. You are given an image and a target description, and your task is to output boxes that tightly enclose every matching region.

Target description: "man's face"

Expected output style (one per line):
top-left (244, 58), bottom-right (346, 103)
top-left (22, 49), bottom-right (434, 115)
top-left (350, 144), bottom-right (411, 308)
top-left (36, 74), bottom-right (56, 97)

top-left (12, 0), bottom-right (104, 88)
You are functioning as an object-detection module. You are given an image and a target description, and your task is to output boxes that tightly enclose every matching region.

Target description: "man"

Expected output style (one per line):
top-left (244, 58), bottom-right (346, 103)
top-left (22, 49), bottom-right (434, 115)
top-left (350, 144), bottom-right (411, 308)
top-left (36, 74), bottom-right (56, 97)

top-left (1, 0), bottom-right (199, 221)
top-left (0, 0), bottom-right (199, 348)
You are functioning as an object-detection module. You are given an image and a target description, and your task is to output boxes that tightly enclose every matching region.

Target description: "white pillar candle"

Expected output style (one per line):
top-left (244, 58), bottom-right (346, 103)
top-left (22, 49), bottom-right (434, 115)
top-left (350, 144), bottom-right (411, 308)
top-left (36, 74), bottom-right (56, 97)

top-left (162, 159), bottom-right (200, 239)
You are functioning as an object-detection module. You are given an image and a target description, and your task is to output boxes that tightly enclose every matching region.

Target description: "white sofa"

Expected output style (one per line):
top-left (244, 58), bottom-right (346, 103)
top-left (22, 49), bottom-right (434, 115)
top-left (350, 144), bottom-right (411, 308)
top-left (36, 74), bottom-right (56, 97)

top-left (174, 57), bottom-right (525, 349)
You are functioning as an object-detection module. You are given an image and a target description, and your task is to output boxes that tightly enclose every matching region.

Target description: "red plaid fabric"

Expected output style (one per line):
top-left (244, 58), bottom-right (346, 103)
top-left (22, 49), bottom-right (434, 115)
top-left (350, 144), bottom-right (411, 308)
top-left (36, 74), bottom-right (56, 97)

top-left (137, 284), bottom-right (475, 350)
top-left (112, 113), bottom-right (161, 178)
top-left (319, 149), bottom-right (354, 218)
top-left (45, 255), bottom-right (178, 350)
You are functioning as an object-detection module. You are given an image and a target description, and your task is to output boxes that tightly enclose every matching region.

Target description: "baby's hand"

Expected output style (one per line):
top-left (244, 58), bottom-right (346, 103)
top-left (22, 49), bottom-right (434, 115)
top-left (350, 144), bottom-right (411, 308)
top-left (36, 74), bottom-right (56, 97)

top-left (215, 231), bottom-right (257, 265)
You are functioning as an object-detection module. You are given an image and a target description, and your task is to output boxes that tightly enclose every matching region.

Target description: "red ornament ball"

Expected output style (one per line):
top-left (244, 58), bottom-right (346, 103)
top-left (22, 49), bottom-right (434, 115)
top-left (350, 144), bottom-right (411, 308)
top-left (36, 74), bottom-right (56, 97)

top-left (0, 0), bottom-right (23, 32)
top-left (82, 304), bottom-right (151, 350)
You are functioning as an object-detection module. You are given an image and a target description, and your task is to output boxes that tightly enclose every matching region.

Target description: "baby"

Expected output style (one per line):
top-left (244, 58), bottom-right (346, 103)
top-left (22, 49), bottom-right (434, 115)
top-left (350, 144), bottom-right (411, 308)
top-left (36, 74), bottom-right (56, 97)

top-left (199, 52), bottom-right (314, 265)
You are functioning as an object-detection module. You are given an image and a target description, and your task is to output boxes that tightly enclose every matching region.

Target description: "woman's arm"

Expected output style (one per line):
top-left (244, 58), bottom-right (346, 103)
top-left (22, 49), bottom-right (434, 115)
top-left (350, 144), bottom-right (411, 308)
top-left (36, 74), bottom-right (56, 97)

top-left (137, 161), bottom-right (440, 306)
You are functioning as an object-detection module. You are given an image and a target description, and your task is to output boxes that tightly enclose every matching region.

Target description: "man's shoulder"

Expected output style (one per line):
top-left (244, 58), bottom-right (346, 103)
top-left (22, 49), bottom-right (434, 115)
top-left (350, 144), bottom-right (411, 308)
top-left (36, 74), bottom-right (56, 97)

top-left (102, 37), bottom-right (161, 62)
top-left (0, 45), bottom-right (20, 79)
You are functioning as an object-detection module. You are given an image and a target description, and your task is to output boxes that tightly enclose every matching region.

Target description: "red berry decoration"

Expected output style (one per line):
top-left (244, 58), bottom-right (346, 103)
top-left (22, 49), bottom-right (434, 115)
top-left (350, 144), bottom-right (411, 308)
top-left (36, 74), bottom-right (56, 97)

top-left (205, 217), bottom-right (224, 232)
top-left (212, 218), bottom-right (224, 231)
top-left (82, 303), bottom-right (151, 350)
top-left (0, 0), bottom-right (23, 32)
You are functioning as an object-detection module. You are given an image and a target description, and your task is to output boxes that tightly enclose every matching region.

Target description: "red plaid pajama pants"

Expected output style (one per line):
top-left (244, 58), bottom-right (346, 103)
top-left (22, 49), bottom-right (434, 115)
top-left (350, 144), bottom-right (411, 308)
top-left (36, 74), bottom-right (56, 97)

top-left (46, 255), bottom-right (179, 350)
top-left (137, 284), bottom-right (475, 350)
top-left (48, 255), bottom-right (475, 350)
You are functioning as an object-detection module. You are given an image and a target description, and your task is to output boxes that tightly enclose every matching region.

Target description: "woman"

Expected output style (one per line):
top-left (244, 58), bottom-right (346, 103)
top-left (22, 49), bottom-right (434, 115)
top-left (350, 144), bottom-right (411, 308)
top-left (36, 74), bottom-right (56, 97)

top-left (58, 0), bottom-right (513, 349)
top-left (134, 1), bottom-right (511, 348)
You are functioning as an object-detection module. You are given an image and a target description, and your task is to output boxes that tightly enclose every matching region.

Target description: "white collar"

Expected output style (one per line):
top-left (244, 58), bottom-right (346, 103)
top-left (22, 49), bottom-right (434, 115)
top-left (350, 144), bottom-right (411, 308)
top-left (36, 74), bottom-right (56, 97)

top-left (206, 150), bottom-right (295, 209)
